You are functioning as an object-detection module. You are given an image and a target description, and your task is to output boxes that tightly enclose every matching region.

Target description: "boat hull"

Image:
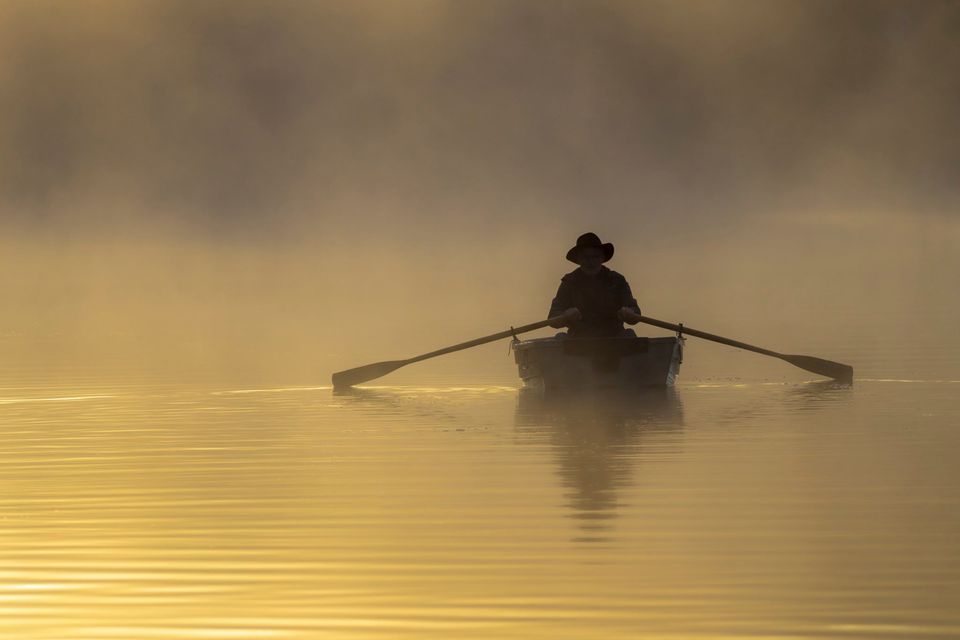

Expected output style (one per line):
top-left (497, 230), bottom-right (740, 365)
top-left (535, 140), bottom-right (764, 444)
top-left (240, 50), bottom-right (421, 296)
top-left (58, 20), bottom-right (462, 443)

top-left (513, 336), bottom-right (682, 394)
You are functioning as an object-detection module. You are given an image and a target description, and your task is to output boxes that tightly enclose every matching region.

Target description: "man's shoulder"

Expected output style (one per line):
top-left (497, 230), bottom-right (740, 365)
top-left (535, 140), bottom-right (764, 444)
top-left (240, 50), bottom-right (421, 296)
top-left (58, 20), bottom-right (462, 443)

top-left (559, 269), bottom-right (580, 283)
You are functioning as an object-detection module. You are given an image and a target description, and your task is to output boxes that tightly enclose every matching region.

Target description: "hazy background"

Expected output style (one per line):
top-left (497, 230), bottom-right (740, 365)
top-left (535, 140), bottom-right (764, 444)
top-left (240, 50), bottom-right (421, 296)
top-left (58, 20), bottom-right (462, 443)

top-left (2, 0), bottom-right (958, 383)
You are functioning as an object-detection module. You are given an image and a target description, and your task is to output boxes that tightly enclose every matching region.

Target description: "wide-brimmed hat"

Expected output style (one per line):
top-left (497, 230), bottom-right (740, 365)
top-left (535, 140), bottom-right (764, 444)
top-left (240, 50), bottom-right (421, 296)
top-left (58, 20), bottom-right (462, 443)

top-left (566, 232), bottom-right (614, 263)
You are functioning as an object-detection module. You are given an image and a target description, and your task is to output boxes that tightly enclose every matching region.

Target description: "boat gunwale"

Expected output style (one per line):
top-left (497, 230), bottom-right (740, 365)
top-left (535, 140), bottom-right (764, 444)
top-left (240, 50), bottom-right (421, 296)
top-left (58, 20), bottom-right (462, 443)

top-left (513, 336), bottom-right (680, 347)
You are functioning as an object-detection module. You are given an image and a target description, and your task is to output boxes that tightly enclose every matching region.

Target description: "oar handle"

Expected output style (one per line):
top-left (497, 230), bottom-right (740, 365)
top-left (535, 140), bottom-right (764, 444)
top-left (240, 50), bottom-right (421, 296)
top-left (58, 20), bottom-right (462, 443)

top-left (636, 315), bottom-right (780, 358)
top-left (407, 315), bottom-right (565, 364)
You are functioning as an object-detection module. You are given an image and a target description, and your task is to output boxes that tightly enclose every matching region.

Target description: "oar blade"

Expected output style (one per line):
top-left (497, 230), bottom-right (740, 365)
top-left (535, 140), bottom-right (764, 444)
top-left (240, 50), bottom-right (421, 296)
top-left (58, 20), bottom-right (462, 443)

top-left (332, 360), bottom-right (407, 388)
top-left (782, 354), bottom-right (853, 383)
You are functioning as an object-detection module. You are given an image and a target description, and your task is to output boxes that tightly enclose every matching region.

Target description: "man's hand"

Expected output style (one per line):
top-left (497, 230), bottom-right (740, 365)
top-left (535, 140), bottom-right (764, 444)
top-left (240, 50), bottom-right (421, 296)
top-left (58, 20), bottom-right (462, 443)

top-left (618, 307), bottom-right (642, 324)
top-left (549, 307), bottom-right (582, 328)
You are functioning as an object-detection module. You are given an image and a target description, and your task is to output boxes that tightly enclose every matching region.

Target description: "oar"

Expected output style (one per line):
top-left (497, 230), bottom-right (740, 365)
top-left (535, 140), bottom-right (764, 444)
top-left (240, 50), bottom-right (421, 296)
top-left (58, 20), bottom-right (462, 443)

top-left (635, 315), bottom-right (853, 382)
top-left (331, 316), bottom-right (564, 388)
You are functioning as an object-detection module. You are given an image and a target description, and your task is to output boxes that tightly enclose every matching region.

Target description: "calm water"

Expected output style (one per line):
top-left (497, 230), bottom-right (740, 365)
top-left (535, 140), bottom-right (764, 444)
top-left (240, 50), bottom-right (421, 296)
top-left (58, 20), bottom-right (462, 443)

top-left (2, 347), bottom-right (959, 639)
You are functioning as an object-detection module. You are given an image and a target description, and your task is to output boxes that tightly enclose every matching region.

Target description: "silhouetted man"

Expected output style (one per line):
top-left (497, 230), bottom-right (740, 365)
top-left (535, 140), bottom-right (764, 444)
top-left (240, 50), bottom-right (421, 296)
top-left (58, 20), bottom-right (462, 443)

top-left (548, 232), bottom-right (642, 338)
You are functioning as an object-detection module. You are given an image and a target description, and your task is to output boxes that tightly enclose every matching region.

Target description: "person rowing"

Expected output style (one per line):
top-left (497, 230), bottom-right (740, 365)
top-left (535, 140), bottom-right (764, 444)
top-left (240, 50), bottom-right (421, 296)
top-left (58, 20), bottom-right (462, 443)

top-left (548, 232), bottom-right (643, 338)
top-left (332, 232), bottom-right (853, 387)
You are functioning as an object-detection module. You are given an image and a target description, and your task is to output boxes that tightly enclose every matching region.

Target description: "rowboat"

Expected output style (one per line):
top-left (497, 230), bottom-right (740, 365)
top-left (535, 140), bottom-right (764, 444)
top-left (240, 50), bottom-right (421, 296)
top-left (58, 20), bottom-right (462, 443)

top-left (512, 335), bottom-right (683, 394)
top-left (332, 314), bottom-right (851, 390)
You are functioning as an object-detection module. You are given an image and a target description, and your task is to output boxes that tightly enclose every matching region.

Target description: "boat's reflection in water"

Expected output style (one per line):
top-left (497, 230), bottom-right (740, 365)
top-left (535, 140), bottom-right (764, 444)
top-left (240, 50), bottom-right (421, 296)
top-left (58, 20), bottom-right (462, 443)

top-left (515, 387), bottom-right (684, 542)
top-left (334, 384), bottom-right (685, 543)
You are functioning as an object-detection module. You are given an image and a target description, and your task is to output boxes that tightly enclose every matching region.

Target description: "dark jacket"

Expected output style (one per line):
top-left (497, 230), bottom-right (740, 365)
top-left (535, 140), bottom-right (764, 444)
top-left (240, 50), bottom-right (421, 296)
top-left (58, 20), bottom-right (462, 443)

top-left (548, 266), bottom-right (641, 337)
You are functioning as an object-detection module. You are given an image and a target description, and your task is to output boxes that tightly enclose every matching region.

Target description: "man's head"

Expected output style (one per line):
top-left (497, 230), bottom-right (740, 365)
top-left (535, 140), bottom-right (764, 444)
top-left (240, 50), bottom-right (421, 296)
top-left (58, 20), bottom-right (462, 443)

top-left (575, 246), bottom-right (606, 275)
top-left (565, 232), bottom-right (614, 275)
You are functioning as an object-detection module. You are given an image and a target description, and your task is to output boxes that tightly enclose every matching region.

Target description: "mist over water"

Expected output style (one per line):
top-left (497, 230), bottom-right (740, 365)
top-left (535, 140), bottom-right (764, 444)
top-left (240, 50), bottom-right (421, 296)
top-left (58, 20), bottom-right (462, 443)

top-left (2, 0), bottom-right (958, 383)
top-left (3, 1), bottom-right (958, 226)
top-left (3, 210), bottom-right (957, 385)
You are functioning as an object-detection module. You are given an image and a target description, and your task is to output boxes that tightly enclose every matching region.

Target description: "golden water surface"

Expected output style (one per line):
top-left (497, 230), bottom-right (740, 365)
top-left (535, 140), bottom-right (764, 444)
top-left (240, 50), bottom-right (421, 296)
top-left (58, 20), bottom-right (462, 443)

top-left (2, 350), bottom-right (959, 639)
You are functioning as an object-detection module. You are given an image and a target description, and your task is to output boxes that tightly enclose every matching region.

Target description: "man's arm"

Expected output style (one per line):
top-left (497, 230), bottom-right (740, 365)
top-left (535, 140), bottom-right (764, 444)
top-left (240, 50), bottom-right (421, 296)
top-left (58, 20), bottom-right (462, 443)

top-left (617, 280), bottom-right (642, 324)
top-left (548, 280), bottom-right (580, 328)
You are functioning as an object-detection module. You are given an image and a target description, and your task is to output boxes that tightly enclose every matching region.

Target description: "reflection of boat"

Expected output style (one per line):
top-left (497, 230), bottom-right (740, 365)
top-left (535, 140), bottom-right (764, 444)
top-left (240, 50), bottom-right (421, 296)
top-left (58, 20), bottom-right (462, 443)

top-left (516, 386), bottom-right (684, 428)
top-left (515, 388), bottom-right (684, 542)
top-left (513, 336), bottom-right (683, 394)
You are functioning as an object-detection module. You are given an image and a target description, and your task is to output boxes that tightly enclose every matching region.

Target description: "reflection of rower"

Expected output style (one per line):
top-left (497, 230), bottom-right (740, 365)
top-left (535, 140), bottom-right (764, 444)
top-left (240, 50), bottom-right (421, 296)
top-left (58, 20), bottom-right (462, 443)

top-left (548, 232), bottom-right (643, 338)
top-left (515, 389), bottom-right (684, 543)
